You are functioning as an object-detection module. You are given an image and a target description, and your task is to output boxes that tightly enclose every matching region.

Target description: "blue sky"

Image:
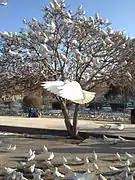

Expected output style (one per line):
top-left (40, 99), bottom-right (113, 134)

top-left (0, 0), bottom-right (134, 37)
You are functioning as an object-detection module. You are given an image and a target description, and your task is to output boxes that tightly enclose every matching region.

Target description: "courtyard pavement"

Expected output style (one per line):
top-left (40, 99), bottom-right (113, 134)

top-left (0, 116), bottom-right (135, 139)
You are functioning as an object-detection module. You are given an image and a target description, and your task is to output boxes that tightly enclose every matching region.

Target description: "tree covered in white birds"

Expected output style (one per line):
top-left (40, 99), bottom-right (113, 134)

top-left (0, 0), bottom-right (134, 138)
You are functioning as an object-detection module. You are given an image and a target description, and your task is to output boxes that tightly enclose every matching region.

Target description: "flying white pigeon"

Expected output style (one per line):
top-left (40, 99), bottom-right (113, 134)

top-left (0, 0), bottom-right (7, 5)
top-left (41, 80), bottom-right (95, 104)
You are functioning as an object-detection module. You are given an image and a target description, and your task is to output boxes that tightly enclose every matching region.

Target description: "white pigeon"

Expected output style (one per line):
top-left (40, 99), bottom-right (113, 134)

top-left (125, 159), bottom-right (131, 166)
top-left (125, 152), bottom-right (134, 159)
top-left (103, 135), bottom-right (118, 144)
top-left (126, 174), bottom-right (134, 180)
top-left (118, 136), bottom-right (126, 142)
top-left (33, 172), bottom-right (43, 180)
top-left (93, 163), bottom-right (99, 170)
top-left (109, 166), bottom-right (120, 172)
top-left (0, 0), bottom-right (7, 5)
top-left (7, 144), bottom-right (16, 151)
top-left (85, 157), bottom-right (89, 165)
top-left (63, 163), bottom-right (72, 171)
top-left (76, 171), bottom-right (96, 180)
top-left (115, 123), bottom-right (125, 130)
top-left (48, 152), bottom-right (54, 161)
top-left (35, 168), bottom-right (44, 174)
top-left (16, 172), bottom-right (28, 180)
top-left (54, 167), bottom-right (65, 178)
top-left (63, 156), bottom-right (68, 164)
top-left (116, 152), bottom-right (121, 161)
top-left (27, 149), bottom-right (33, 158)
top-left (123, 166), bottom-right (130, 172)
top-left (41, 80), bottom-right (95, 104)
top-left (75, 156), bottom-right (82, 162)
top-left (27, 151), bottom-right (35, 161)
top-left (43, 145), bottom-right (48, 152)
top-left (99, 174), bottom-right (107, 180)
top-left (43, 160), bottom-right (53, 167)
top-left (28, 164), bottom-right (35, 173)
top-left (4, 167), bottom-right (17, 175)
top-left (93, 151), bottom-right (97, 161)
top-left (9, 50), bottom-right (18, 56)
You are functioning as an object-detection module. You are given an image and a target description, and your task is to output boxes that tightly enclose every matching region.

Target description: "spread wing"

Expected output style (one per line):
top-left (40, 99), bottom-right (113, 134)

top-left (41, 80), bottom-right (95, 104)
top-left (58, 81), bottom-right (84, 100)
top-left (41, 81), bottom-right (64, 96)
top-left (72, 90), bottom-right (95, 104)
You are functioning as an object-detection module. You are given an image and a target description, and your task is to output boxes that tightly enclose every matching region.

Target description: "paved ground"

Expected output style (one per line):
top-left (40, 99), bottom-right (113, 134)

top-left (0, 116), bottom-right (135, 179)
top-left (0, 116), bottom-right (135, 139)
top-left (1, 132), bottom-right (135, 180)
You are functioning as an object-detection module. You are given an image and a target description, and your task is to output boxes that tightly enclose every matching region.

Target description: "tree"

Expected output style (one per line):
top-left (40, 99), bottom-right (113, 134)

top-left (0, 0), bottom-right (134, 138)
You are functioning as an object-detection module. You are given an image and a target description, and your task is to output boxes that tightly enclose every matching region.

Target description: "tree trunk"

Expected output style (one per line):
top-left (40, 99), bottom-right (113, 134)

top-left (60, 98), bottom-right (73, 136)
top-left (73, 104), bottom-right (79, 138)
top-left (59, 98), bottom-right (81, 139)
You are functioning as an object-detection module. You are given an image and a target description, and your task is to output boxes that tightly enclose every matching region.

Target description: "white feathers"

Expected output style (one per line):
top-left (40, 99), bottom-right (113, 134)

top-left (0, 0), bottom-right (7, 5)
top-left (125, 152), bottom-right (134, 159)
top-left (27, 149), bottom-right (33, 158)
top-left (126, 71), bottom-right (132, 81)
top-left (9, 50), bottom-right (18, 56)
top-left (41, 80), bottom-right (95, 104)
top-left (27, 151), bottom-right (36, 161)
top-left (109, 166), bottom-right (120, 172)
top-left (48, 152), bottom-right (54, 161)
top-left (99, 174), bottom-right (108, 180)
top-left (115, 123), bottom-right (125, 130)
top-left (63, 163), bottom-right (72, 171)
top-left (75, 156), bottom-right (82, 162)
top-left (63, 156), bottom-right (68, 164)
top-left (93, 151), bottom-right (97, 161)
top-left (50, 21), bottom-right (56, 33)
top-left (28, 164), bottom-right (35, 173)
top-left (40, 44), bottom-right (49, 52)
top-left (116, 152), bottom-right (121, 161)
top-left (7, 144), bottom-right (16, 151)
top-left (4, 167), bottom-right (17, 175)
top-left (54, 167), bottom-right (65, 178)
top-left (43, 145), bottom-right (48, 152)
top-left (72, 39), bottom-right (79, 46)
top-left (32, 17), bottom-right (37, 22)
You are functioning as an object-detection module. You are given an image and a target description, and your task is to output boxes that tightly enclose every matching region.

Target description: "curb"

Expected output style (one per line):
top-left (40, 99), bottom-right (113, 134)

top-left (0, 125), bottom-right (135, 140)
